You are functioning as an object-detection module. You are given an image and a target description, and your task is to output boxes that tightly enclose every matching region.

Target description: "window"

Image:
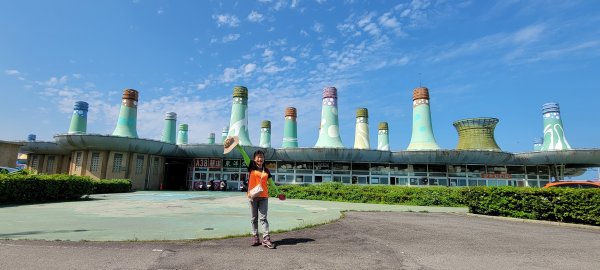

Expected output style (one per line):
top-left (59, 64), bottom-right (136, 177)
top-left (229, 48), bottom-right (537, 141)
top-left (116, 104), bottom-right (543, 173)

top-left (112, 153), bottom-right (123, 173)
top-left (135, 155), bottom-right (144, 175)
top-left (46, 156), bottom-right (55, 173)
top-left (74, 152), bottom-right (82, 170)
top-left (90, 153), bottom-right (100, 172)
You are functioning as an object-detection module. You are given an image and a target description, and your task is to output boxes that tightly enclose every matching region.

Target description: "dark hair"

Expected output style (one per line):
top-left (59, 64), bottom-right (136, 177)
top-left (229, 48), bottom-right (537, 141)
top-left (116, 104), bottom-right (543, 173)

top-left (253, 150), bottom-right (265, 158)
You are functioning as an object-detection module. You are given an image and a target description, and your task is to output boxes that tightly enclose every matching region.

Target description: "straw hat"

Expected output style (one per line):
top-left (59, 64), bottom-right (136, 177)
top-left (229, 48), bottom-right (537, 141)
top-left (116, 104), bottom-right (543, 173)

top-left (223, 136), bottom-right (239, 154)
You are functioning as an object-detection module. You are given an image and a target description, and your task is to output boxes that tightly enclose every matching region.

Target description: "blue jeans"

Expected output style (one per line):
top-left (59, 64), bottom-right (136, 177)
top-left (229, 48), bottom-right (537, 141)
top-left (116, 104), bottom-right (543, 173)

top-left (249, 197), bottom-right (269, 238)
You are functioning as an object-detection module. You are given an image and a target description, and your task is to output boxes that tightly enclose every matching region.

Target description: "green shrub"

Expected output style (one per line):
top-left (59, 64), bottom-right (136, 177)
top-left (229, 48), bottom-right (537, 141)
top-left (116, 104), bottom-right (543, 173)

top-left (462, 186), bottom-right (600, 225)
top-left (275, 182), bottom-right (466, 207)
top-left (0, 174), bottom-right (94, 203)
top-left (92, 179), bottom-right (132, 194)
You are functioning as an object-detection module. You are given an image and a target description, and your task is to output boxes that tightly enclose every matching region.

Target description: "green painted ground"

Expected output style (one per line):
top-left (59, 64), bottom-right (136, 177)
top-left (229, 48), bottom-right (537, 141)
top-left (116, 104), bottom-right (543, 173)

top-left (0, 191), bottom-right (467, 241)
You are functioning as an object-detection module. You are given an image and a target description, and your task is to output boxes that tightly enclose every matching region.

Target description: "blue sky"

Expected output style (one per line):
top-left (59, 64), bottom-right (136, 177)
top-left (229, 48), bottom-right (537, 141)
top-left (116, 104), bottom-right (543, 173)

top-left (1, 0), bottom-right (599, 155)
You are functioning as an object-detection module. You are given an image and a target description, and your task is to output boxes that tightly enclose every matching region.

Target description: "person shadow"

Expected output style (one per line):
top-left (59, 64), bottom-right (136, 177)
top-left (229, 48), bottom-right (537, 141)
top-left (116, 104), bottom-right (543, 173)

top-left (273, 238), bottom-right (315, 246)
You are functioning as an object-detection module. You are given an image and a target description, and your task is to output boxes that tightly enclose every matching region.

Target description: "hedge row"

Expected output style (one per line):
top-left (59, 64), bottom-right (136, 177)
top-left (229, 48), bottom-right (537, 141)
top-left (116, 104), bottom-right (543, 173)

top-left (92, 179), bottom-right (132, 194)
top-left (463, 186), bottom-right (600, 225)
top-left (0, 175), bottom-right (132, 203)
top-left (0, 174), bottom-right (94, 203)
top-left (274, 182), bottom-right (466, 207)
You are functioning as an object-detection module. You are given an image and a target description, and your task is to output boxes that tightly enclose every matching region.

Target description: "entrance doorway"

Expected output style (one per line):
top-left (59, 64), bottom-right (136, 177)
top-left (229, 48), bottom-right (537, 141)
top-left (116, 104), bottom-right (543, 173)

top-left (164, 159), bottom-right (189, 190)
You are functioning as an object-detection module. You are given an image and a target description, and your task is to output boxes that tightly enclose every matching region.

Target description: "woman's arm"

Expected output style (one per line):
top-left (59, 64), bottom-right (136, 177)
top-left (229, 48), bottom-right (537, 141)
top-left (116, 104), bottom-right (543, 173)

top-left (235, 144), bottom-right (251, 167)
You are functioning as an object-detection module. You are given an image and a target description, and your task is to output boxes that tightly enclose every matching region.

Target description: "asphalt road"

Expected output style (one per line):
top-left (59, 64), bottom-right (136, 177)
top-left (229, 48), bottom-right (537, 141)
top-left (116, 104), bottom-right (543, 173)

top-left (2, 212), bottom-right (599, 270)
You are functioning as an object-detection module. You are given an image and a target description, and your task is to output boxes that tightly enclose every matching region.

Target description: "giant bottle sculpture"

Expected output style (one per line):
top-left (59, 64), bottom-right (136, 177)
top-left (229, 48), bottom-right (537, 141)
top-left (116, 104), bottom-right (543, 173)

top-left (259, 120), bottom-right (271, 148)
top-left (177, 124), bottom-right (188, 145)
top-left (221, 126), bottom-right (229, 144)
top-left (377, 122), bottom-right (390, 151)
top-left (282, 107), bottom-right (298, 148)
top-left (112, 89), bottom-right (139, 138)
top-left (68, 101), bottom-right (89, 134)
top-left (353, 108), bottom-right (370, 149)
top-left (407, 87), bottom-right (440, 150)
top-left (540, 103), bottom-right (571, 150)
top-left (207, 133), bottom-right (215, 144)
top-left (453, 117), bottom-right (501, 151)
top-left (315, 87), bottom-right (344, 148)
top-left (227, 86), bottom-right (252, 145)
top-left (161, 112), bottom-right (177, 144)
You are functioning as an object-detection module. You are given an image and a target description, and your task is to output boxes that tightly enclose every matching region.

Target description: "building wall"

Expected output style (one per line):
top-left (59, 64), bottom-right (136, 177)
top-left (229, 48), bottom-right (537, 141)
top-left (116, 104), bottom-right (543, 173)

top-left (146, 155), bottom-right (165, 190)
top-left (69, 151), bottom-right (88, 176)
top-left (83, 151), bottom-right (109, 179)
top-left (127, 153), bottom-right (149, 190)
top-left (0, 141), bottom-right (22, 167)
top-left (105, 151), bottom-right (129, 180)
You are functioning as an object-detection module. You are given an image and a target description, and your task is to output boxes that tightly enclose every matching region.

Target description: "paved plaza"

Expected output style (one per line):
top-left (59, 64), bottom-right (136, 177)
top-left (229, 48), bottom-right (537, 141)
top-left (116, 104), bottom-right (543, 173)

top-left (0, 191), bottom-right (465, 241)
top-left (2, 192), bottom-right (600, 270)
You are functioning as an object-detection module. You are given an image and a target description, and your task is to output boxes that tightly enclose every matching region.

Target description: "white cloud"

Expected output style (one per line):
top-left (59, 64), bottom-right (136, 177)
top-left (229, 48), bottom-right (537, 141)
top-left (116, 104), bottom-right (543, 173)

top-left (248, 11), bottom-right (265, 22)
top-left (196, 80), bottom-right (210, 90)
top-left (291, 0), bottom-right (299, 8)
top-left (36, 76), bottom-right (68, 87)
top-left (312, 22), bottom-right (323, 33)
top-left (379, 12), bottom-right (404, 36)
top-left (263, 48), bottom-right (274, 59)
top-left (300, 30), bottom-right (309, 37)
top-left (282, 56), bottom-right (296, 64)
top-left (512, 24), bottom-right (545, 44)
top-left (222, 34), bottom-right (241, 43)
top-left (5, 69), bottom-right (20, 76)
top-left (222, 68), bottom-right (239, 83)
top-left (263, 62), bottom-right (284, 74)
top-left (213, 14), bottom-right (240, 27)
top-left (157, 9), bottom-right (164, 15)
top-left (430, 24), bottom-right (547, 62)
top-left (244, 63), bottom-right (257, 74)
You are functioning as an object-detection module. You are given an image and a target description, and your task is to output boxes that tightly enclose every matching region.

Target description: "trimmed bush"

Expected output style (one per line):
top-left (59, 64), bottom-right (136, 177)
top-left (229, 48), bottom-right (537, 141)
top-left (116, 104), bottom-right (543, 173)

top-left (92, 179), bottom-right (132, 194)
top-left (274, 182), bottom-right (466, 207)
top-left (0, 174), bottom-right (94, 203)
top-left (462, 186), bottom-right (600, 225)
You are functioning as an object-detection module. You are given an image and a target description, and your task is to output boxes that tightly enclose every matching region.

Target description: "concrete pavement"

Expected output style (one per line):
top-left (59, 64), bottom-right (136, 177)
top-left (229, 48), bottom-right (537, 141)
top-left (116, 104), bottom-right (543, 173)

top-left (2, 211), bottom-right (600, 270)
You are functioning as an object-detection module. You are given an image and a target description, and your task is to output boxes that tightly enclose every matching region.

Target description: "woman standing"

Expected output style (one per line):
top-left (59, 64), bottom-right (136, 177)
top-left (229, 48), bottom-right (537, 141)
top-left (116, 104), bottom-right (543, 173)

top-left (224, 136), bottom-right (276, 249)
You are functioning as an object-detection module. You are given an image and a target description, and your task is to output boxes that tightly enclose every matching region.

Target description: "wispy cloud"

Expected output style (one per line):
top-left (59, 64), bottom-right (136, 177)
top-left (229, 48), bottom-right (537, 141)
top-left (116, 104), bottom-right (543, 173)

top-left (222, 34), bottom-right (241, 43)
top-left (430, 24), bottom-right (547, 62)
top-left (312, 22), bottom-right (324, 33)
top-left (5, 69), bottom-right (20, 76)
top-left (213, 14), bottom-right (240, 27)
top-left (248, 11), bottom-right (265, 22)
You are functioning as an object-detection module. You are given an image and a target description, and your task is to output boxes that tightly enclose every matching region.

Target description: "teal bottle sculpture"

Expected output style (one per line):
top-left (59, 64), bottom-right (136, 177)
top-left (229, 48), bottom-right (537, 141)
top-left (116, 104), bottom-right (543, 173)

top-left (353, 108), bottom-right (370, 149)
top-left (533, 137), bottom-right (543, 151)
top-left (227, 86), bottom-right (252, 146)
top-left (540, 103), bottom-right (571, 150)
top-left (259, 120), bottom-right (271, 148)
top-left (161, 112), bottom-right (177, 144)
top-left (315, 87), bottom-right (344, 148)
top-left (407, 87), bottom-right (440, 150)
top-left (377, 122), bottom-right (390, 151)
top-left (221, 126), bottom-right (229, 144)
top-left (112, 89), bottom-right (139, 138)
top-left (282, 107), bottom-right (298, 148)
top-left (68, 101), bottom-right (89, 134)
top-left (207, 133), bottom-right (215, 144)
top-left (177, 124), bottom-right (188, 145)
